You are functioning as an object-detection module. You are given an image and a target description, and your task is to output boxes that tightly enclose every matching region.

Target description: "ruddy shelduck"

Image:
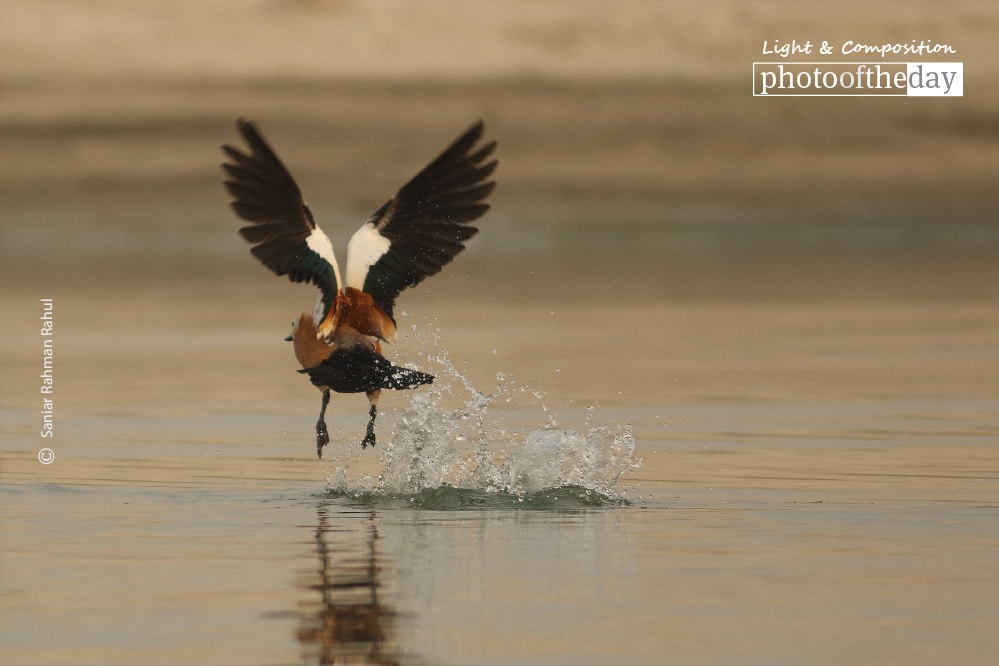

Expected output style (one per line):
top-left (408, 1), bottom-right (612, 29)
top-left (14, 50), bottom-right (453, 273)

top-left (222, 119), bottom-right (497, 457)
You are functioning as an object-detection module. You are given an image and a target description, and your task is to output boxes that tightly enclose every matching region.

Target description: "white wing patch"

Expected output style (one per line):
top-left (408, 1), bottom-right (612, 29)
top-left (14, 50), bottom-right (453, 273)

top-left (305, 226), bottom-right (344, 329)
top-left (345, 222), bottom-right (391, 289)
top-left (305, 226), bottom-right (342, 287)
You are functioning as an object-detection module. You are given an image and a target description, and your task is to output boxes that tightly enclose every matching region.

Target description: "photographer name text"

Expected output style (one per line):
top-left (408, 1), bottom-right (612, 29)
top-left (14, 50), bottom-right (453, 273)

top-left (40, 298), bottom-right (55, 440)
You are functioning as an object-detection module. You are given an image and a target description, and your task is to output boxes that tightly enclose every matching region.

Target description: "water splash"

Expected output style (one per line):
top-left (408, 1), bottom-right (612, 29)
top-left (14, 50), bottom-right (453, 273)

top-left (325, 348), bottom-right (639, 507)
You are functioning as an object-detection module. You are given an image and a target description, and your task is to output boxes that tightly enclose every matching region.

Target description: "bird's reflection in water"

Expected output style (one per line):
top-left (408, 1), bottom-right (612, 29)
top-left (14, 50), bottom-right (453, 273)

top-left (296, 504), bottom-right (400, 665)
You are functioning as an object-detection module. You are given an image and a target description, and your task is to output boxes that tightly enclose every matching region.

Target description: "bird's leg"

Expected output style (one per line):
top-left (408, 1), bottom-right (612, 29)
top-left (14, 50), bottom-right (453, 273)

top-left (316, 389), bottom-right (330, 458)
top-left (362, 390), bottom-right (380, 448)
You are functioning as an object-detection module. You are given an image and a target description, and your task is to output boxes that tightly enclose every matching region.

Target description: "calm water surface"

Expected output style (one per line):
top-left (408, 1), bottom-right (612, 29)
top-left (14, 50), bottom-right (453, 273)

top-left (2, 390), bottom-right (997, 665)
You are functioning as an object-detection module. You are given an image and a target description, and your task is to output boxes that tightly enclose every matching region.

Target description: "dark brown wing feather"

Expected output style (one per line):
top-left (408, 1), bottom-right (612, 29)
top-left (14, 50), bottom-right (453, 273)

top-left (221, 118), bottom-right (340, 314)
top-left (349, 120), bottom-right (497, 320)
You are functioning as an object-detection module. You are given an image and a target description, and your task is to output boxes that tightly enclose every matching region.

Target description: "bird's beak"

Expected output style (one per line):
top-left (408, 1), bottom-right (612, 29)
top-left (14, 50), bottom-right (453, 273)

top-left (284, 333), bottom-right (293, 342)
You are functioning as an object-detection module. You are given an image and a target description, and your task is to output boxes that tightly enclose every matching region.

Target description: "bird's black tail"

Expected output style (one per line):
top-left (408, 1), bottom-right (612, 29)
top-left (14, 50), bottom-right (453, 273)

top-left (301, 345), bottom-right (434, 394)
top-left (382, 366), bottom-right (434, 390)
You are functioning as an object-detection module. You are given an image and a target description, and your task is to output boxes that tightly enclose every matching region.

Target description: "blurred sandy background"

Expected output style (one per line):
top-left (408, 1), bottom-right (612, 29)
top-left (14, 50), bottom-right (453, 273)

top-left (2, 0), bottom-right (998, 414)
top-left (3, 0), bottom-right (998, 248)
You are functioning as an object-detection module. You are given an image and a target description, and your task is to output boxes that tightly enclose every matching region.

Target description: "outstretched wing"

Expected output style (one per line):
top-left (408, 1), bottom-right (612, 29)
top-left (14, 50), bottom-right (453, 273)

top-left (221, 118), bottom-right (342, 325)
top-left (344, 120), bottom-right (497, 322)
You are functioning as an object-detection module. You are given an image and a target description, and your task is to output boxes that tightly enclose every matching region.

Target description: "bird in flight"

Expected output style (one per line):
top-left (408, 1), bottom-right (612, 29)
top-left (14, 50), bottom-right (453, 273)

top-left (222, 119), bottom-right (497, 457)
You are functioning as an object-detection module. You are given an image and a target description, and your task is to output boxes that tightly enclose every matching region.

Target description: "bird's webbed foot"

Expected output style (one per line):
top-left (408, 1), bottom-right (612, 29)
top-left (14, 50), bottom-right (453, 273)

top-left (316, 419), bottom-right (330, 458)
top-left (316, 390), bottom-right (331, 458)
top-left (361, 403), bottom-right (377, 448)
